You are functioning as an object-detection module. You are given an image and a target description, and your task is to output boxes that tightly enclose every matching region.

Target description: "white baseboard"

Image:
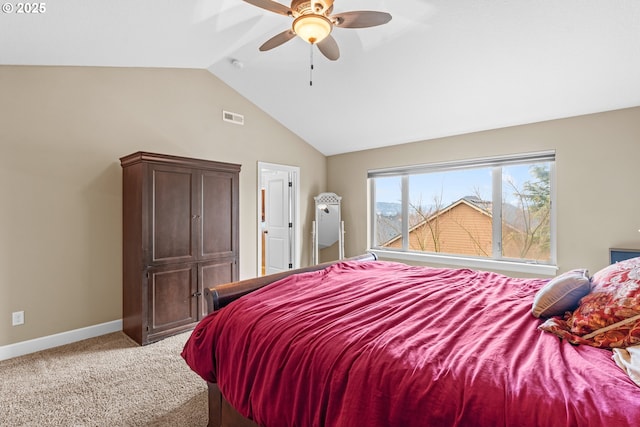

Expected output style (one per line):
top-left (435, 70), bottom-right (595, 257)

top-left (0, 320), bottom-right (123, 361)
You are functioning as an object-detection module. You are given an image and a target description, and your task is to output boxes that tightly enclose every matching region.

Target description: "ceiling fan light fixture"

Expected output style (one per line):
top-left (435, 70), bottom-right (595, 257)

top-left (293, 14), bottom-right (332, 44)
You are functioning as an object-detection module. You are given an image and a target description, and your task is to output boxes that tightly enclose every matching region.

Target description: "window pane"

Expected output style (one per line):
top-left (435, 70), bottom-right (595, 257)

top-left (374, 176), bottom-right (403, 248)
top-left (501, 163), bottom-right (552, 262)
top-left (368, 151), bottom-right (556, 268)
top-left (406, 169), bottom-right (492, 257)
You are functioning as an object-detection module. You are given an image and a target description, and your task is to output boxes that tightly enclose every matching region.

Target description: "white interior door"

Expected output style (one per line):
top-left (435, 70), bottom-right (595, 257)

top-left (264, 169), bottom-right (290, 274)
top-left (258, 163), bottom-right (299, 276)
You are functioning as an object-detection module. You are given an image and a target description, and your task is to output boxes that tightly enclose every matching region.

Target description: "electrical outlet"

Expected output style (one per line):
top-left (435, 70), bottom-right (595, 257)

top-left (12, 311), bottom-right (24, 326)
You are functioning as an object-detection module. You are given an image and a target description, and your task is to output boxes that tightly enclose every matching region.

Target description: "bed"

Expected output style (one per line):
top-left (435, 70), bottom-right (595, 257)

top-left (182, 253), bottom-right (640, 427)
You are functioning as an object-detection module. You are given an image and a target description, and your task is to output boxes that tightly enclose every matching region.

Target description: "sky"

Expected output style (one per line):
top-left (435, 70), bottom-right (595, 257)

top-left (374, 163), bottom-right (546, 208)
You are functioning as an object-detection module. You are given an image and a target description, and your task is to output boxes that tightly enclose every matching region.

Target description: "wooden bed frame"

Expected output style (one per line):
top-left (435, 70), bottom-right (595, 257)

top-left (201, 253), bottom-right (377, 427)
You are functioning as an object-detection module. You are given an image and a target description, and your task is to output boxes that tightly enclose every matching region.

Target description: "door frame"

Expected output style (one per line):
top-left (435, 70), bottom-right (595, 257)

top-left (257, 162), bottom-right (300, 276)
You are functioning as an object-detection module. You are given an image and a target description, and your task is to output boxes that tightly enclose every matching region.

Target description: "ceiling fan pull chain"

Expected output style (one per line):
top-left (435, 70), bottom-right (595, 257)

top-left (309, 44), bottom-right (314, 86)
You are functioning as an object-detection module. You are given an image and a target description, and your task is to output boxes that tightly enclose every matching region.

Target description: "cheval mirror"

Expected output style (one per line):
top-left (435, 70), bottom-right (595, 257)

top-left (312, 192), bottom-right (345, 265)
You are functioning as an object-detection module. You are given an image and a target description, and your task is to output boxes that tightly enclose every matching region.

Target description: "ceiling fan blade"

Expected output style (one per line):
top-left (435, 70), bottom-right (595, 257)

top-left (259, 29), bottom-right (297, 51)
top-left (242, 0), bottom-right (292, 16)
top-left (332, 11), bottom-right (392, 28)
top-left (317, 35), bottom-right (340, 61)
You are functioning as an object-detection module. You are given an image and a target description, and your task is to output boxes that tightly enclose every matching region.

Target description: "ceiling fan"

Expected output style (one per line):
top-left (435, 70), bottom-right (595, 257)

top-left (242, 0), bottom-right (392, 61)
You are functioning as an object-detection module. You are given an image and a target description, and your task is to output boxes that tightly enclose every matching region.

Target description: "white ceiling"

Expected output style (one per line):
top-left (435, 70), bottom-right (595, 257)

top-left (2, 0), bottom-right (640, 155)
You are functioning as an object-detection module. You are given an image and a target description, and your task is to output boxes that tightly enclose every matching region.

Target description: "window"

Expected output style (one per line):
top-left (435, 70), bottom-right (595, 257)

top-left (369, 151), bottom-right (556, 273)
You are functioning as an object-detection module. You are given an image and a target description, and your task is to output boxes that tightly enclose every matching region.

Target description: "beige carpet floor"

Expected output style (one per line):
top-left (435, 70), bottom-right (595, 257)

top-left (0, 331), bottom-right (208, 426)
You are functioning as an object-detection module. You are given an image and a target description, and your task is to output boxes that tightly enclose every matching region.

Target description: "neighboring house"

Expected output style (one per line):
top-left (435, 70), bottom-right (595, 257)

top-left (380, 196), bottom-right (549, 261)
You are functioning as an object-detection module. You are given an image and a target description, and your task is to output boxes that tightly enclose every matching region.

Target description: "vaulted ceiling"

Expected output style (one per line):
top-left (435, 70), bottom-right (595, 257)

top-left (2, 0), bottom-right (640, 155)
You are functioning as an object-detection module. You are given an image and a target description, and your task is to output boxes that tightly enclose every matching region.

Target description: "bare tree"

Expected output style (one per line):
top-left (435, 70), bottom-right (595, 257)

top-left (408, 191), bottom-right (445, 252)
top-left (503, 165), bottom-right (551, 260)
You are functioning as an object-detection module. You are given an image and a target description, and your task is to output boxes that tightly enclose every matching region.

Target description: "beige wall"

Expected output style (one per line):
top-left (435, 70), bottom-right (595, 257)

top-left (327, 107), bottom-right (640, 276)
top-left (2, 64), bottom-right (638, 348)
top-left (0, 66), bottom-right (326, 346)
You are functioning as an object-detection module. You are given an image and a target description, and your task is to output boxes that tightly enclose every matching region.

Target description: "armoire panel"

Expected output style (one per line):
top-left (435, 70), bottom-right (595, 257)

top-left (201, 171), bottom-right (235, 258)
top-left (152, 168), bottom-right (195, 263)
top-left (199, 259), bottom-right (237, 317)
top-left (148, 264), bottom-right (198, 335)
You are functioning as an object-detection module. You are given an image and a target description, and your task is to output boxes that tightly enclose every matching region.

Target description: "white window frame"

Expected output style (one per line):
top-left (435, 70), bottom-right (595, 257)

top-left (368, 151), bottom-right (558, 276)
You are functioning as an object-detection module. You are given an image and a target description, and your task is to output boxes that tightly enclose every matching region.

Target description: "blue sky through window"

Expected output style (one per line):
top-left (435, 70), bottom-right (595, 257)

top-left (374, 164), bottom-right (538, 208)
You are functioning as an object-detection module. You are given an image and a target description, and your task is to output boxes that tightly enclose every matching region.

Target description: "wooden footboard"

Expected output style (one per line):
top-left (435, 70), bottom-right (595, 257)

top-left (203, 253), bottom-right (377, 427)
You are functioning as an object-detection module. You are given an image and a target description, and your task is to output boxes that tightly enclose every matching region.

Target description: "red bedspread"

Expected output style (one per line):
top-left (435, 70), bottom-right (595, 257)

top-left (182, 260), bottom-right (640, 427)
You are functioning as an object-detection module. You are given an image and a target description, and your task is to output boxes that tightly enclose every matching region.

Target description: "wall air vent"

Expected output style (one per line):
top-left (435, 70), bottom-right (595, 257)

top-left (222, 110), bottom-right (244, 125)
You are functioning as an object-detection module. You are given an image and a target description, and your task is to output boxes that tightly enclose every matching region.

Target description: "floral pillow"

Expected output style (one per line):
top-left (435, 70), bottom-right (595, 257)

top-left (539, 257), bottom-right (640, 348)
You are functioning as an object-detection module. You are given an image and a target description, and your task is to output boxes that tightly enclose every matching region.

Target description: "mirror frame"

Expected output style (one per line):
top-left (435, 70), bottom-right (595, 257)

top-left (312, 192), bottom-right (344, 264)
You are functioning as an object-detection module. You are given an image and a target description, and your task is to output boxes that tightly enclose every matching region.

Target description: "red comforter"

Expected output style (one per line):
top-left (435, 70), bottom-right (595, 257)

top-left (182, 260), bottom-right (640, 427)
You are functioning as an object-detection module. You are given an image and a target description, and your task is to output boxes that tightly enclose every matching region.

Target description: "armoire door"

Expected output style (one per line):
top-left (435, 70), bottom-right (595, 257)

top-left (146, 263), bottom-right (198, 339)
top-left (200, 170), bottom-right (238, 260)
top-left (149, 164), bottom-right (197, 264)
top-left (198, 258), bottom-right (237, 318)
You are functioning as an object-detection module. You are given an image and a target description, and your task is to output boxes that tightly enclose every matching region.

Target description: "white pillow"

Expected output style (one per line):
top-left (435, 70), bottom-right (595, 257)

top-left (531, 269), bottom-right (591, 318)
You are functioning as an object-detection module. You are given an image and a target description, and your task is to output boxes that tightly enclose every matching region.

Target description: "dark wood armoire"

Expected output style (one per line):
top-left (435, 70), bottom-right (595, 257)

top-left (120, 152), bottom-right (241, 345)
